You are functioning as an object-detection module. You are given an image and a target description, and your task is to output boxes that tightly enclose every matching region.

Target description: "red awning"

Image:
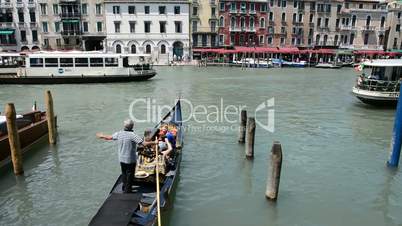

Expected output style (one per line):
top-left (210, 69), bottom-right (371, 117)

top-left (299, 49), bottom-right (335, 54)
top-left (234, 46), bottom-right (280, 53)
top-left (277, 47), bottom-right (300, 54)
top-left (353, 50), bottom-right (386, 55)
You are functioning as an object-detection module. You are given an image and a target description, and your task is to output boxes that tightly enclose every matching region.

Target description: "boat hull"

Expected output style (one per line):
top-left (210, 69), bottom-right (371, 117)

top-left (0, 72), bottom-right (156, 84)
top-left (0, 111), bottom-right (51, 168)
top-left (352, 87), bottom-right (398, 106)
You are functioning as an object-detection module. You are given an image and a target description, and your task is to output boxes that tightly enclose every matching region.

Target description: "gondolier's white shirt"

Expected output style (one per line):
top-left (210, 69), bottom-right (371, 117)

top-left (112, 130), bottom-right (143, 164)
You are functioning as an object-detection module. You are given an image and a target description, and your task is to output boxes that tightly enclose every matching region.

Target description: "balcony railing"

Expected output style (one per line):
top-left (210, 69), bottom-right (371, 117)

top-left (0, 2), bottom-right (12, 8)
top-left (340, 25), bottom-right (352, 30)
top-left (230, 9), bottom-right (237, 14)
top-left (317, 26), bottom-right (330, 32)
top-left (0, 22), bottom-right (15, 28)
top-left (16, 2), bottom-right (24, 7)
top-left (18, 22), bottom-right (26, 28)
top-left (30, 22), bottom-right (37, 28)
top-left (27, 2), bottom-right (36, 7)
top-left (362, 26), bottom-right (376, 31)
top-left (249, 10), bottom-right (256, 14)
top-left (61, 30), bottom-right (82, 35)
top-left (60, 12), bottom-right (81, 18)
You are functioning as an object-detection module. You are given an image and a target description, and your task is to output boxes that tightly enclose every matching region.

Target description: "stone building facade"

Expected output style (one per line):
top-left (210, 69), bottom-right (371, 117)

top-left (190, 0), bottom-right (219, 48)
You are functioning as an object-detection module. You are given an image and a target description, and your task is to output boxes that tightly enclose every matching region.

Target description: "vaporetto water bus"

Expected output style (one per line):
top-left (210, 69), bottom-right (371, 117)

top-left (0, 51), bottom-right (156, 84)
top-left (0, 52), bottom-right (24, 76)
top-left (352, 59), bottom-right (402, 106)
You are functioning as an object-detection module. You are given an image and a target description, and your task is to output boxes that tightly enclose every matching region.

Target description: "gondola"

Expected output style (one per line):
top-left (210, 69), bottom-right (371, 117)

top-left (0, 110), bottom-right (53, 168)
top-left (89, 100), bottom-right (183, 226)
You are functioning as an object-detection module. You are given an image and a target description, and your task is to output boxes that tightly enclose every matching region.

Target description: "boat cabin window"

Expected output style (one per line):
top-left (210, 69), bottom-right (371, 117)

top-left (75, 58), bottom-right (89, 67)
top-left (30, 58), bottom-right (44, 67)
top-left (45, 58), bottom-right (58, 67)
top-left (60, 58), bottom-right (74, 67)
top-left (392, 67), bottom-right (402, 81)
top-left (105, 58), bottom-right (118, 67)
top-left (371, 67), bottom-right (385, 80)
top-left (90, 58), bottom-right (103, 67)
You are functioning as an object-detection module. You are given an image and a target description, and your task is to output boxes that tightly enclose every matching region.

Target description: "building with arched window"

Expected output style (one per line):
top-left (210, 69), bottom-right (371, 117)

top-left (190, 0), bottom-right (219, 49)
top-left (105, 0), bottom-right (190, 65)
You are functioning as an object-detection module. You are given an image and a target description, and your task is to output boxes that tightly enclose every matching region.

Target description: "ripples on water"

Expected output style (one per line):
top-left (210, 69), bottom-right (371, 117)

top-left (0, 67), bottom-right (401, 226)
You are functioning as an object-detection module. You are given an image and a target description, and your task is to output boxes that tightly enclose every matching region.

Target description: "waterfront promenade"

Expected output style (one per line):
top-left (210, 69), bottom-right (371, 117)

top-left (0, 66), bottom-right (401, 226)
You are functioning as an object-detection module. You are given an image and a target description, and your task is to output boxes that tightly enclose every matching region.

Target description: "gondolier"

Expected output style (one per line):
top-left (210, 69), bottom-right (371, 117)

top-left (96, 119), bottom-right (156, 193)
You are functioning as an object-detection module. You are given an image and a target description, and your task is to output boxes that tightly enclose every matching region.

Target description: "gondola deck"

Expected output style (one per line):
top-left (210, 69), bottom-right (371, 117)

top-left (90, 100), bottom-right (183, 226)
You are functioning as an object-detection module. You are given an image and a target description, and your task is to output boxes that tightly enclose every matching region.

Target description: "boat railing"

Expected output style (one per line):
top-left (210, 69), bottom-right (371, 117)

top-left (356, 79), bottom-right (401, 92)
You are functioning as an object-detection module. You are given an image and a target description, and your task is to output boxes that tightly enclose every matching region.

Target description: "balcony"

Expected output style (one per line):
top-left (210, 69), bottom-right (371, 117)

top-left (340, 25), bottom-right (352, 31)
top-left (230, 9), bottom-right (237, 14)
top-left (362, 26), bottom-right (376, 31)
top-left (317, 26), bottom-right (330, 32)
top-left (249, 10), bottom-right (256, 15)
top-left (309, 22), bottom-right (314, 27)
top-left (61, 30), bottom-right (82, 36)
top-left (16, 2), bottom-right (25, 8)
top-left (30, 22), bottom-right (37, 28)
top-left (378, 26), bottom-right (386, 34)
top-left (0, 2), bottom-right (12, 8)
top-left (18, 22), bottom-right (26, 29)
top-left (60, 12), bottom-right (81, 18)
top-left (293, 21), bottom-right (303, 26)
top-left (0, 22), bottom-right (15, 29)
top-left (209, 0), bottom-right (216, 5)
top-left (229, 26), bottom-right (241, 32)
top-left (274, 31), bottom-right (287, 36)
top-left (240, 9), bottom-right (247, 14)
top-left (268, 21), bottom-right (275, 25)
top-left (27, 1), bottom-right (36, 8)
top-left (247, 27), bottom-right (256, 32)
top-left (281, 21), bottom-right (287, 25)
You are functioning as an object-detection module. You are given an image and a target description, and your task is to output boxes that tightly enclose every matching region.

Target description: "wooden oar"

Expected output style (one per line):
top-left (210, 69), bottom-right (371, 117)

top-left (154, 137), bottom-right (162, 226)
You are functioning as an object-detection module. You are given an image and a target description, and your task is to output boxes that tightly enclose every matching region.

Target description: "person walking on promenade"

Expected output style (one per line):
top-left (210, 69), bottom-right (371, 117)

top-left (96, 119), bottom-right (156, 193)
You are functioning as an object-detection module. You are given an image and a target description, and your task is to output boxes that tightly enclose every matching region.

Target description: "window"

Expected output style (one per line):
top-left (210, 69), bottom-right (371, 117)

top-left (42, 22), bottom-right (48, 33)
top-left (90, 58), bottom-right (103, 67)
top-left (160, 21), bottom-right (166, 33)
top-left (281, 13), bottom-right (286, 21)
top-left (337, 4), bottom-right (341, 13)
top-left (18, 11), bottom-right (24, 22)
top-left (45, 58), bottom-right (58, 67)
top-left (193, 6), bottom-right (198, 16)
top-left (131, 45), bottom-right (136, 54)
top-left (294, 0), bottom-right (298, 8)
top-left (130, 21), bottom-right (136, 33)
top-left (83, 22), bottom-right (88, 32)
top-left (317, 17), bottom-right (321, 27)
top-left (82, 4), bottom-right (87, 15)
top-left (381, 17), bottom-right (385, 28)
top-left (145, 6), bottom-right (150, 14)
top-left (56, 39), bottom-right (61, 47)
top-left (145, 44), bottom-right (151, 54)
top-left (55, 22), bottom-right (60, 32)
top-left (96, 4), bottom-right (102, 15)
top-left (350, 33), bottom-right (354, 45)
top-left (211, 7), bottom-right (216, 17)
top-left (219, 16), bottom-right (224, 27)
top-left (114, 21), bottom-right (120, 33)
top-left (366, 16), bottom-right (371, 27)
top-left (250, 17), bottom-right (254, 29)
top-left (280, 37), bottom-right (285, 45)
top-left (174, 6), bottom-right (180, 14)
top-left (97, 22), bottom-right (102, 32)
top-left (116, 44), bottom-right (122, 53)
top-left (160, 44), bottom-right (166, 54)
top-left (397, 24), bottom-right (401, 32)
top-left (128, 6), bottom-right (136, 14)
top-left (364, 33), bottom-right (369, 45)
top-left (270, 0), bottom-right (274, 7)
top-left (144, 21), bottom-right (151, 33)
top-left (359, 4), bottom-right (363, 9)
top-left (53, 4), bottom-right (58, 15)
top-left (282, 0), bottom-right (286, 7)
top-left (298, 14), bottom-right (303, 22)
top-left (261, 3), bottom-right (267, 12)
top-left (220, 2), bottom-right (225, 11)
top-left (231, 34), bottom-right (235, 45)
top-left (32, 30), bottom-right (38, 42)
top-left (231, 2), bottom-right (236, 11)
top-left (105, 58), bottom-right (118, 67)
top-left (159, 6), bottom-right (166, 14)
top-left (267, 36), bottom-right (272, 44)
top-left (259, 35), bottom-right (264, 44)
top-left (40, 3), bottom-right (47, 15)
top-left (60, 58), bottom-right (73, 67)
top-left (20, 30), bottom-right (26, 42)
top-left (192, 20), bottom-right (197, 32)
top-left (260, 18), bottom-right (265, 28)
top-left (293, 13), bottom-right (297, 22)
top-left (175, 21), bottom-right (182, 33)
top-left (211, 21), bottom-right (216, 32)
top-left (75, 58), bottom-right (88, 67)
top-left (113, 6), bottom-right (120, 14)
top-left (269, 12), bottom-right (273, 21)
top-left (219, 34), bottom-right (224, 45)
top-left (250, 3), bottom-right (255, 12)
top-left (325, 18), bottom-right (329, 27)
top-left (30, 58), bottom-right (43, 67)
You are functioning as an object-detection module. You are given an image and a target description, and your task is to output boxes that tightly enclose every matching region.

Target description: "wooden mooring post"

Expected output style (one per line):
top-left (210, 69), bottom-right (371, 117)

top-left (5, 103), bottom-right (24, 175)
top-left (45, 90), bottom-right (57, 144)
top-left (265, 141), bottom-right (283, 201)
top-left (245, 117), bottom-right (256, 159)
top-left (238, 110), bottom-right (247, 143)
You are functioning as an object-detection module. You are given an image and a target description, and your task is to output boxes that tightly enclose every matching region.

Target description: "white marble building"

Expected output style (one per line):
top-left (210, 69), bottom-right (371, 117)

top-left (104, 0), bottom-right (190, 65)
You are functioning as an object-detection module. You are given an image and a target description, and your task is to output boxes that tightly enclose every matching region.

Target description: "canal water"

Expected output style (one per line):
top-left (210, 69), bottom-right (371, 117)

top-left (0, 66), bottom-right (401, 226)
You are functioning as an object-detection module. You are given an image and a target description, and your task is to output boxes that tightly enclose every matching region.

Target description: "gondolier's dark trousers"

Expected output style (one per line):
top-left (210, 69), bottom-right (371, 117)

top-left (120, 162), bottom-right (136, 193)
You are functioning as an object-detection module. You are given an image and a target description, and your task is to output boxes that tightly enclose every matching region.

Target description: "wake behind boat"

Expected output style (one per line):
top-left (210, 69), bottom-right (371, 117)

top-left (0, 51), bottom-right (156, 84)
top-left (89, 100), bottom-right (183, 226)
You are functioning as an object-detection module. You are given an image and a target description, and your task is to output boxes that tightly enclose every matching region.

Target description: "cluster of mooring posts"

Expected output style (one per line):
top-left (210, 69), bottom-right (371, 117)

top-left (238, 109), bottom-right (282, 201)
top-left (4, 90), bottom-right (57, 175)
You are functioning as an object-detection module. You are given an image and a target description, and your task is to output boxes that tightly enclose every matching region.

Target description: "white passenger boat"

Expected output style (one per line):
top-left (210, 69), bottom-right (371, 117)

top-left (0, 51), bottom-right (156, 84)
top-left (352, 59), bottom-right (402, 106)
